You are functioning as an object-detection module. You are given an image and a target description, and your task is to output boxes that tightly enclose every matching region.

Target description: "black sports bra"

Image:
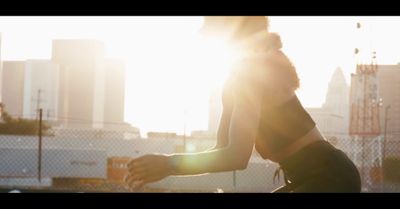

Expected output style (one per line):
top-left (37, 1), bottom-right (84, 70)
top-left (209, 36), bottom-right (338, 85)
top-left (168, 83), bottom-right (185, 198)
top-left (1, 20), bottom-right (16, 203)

top-left (221, 48), bottom-right (315, 160)
top-left (255, 95), bottom-right (316, 159)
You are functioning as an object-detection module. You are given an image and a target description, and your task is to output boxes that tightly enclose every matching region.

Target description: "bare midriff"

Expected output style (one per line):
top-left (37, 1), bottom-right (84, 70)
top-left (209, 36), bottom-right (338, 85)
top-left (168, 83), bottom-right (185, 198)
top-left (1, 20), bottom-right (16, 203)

top-left (262, 126), bottom-right (325, 163)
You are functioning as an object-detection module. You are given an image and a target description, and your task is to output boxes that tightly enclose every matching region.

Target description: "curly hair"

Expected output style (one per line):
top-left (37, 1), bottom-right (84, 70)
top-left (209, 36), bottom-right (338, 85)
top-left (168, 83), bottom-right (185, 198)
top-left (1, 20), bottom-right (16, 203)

top-left (202, 16), bottom-right (300, 91)
top-left (243, 32), bottom-right (300, 92)
top-left (201, 16), bottom-right (269, 41)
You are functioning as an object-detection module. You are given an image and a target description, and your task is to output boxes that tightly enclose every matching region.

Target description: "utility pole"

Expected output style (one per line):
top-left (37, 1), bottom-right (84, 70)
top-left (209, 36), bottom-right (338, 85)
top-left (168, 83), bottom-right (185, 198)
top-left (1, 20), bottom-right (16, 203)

top-left (37, 89), bottom-right (42, 118)
top-left (33, 89), bottom-right (45, 119)
top-left (183, 110), bottom-right (187, 152)
top-left (37, 108), bottom-right (43, 183)
top-left (382, 105), bottom-right (391, 173)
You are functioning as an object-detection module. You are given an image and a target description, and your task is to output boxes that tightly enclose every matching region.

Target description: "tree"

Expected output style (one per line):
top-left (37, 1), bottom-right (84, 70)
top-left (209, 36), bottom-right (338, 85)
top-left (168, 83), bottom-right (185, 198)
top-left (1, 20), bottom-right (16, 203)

top-left (0, 103), bottom-right (51, 136)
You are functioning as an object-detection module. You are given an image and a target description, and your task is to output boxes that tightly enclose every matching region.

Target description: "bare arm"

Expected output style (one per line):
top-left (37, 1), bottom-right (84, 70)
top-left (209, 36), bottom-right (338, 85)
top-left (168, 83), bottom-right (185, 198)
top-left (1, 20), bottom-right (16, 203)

top-left (168, 82), bottom-right (262, 175)
top-left (208, 104), bottom-right (231, 151)
top-left (209, 78), bottom-right (235, 151)
top-left (126, 67), bottom-right (264, 186)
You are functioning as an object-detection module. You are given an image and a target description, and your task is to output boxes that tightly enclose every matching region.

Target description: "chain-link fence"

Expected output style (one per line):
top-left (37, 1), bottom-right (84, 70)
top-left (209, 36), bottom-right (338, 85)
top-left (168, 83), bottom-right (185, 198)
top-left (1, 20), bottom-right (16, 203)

top-left (0, 113), bottom-right (399, 192)
top-left (326, 134), bottom-right (400, 192)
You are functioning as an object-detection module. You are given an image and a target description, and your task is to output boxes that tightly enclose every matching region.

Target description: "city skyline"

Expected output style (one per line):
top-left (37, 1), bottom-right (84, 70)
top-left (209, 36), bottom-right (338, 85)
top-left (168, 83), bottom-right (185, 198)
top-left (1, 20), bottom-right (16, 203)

top-left (1, 39), bottom-right (126, 129)
top-left (2, 16), bottom-right (400, 135)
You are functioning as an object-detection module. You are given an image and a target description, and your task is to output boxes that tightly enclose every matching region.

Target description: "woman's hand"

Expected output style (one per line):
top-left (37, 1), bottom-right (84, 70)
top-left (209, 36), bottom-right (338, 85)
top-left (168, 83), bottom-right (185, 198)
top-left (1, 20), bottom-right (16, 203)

top-left (125, 154), bottom-right (173, 190)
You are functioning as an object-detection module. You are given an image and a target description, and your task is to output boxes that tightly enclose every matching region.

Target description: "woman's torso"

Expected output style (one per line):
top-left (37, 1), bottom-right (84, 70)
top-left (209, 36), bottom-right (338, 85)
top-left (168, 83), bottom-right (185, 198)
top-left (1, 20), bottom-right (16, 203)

top-left (222, 52), bottom-right (323, 163)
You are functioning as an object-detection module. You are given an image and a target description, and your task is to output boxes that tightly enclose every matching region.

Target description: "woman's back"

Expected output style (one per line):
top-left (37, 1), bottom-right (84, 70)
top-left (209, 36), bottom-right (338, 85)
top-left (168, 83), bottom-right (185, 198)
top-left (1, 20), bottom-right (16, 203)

top-left (222, 41), bottom-right (317, 162)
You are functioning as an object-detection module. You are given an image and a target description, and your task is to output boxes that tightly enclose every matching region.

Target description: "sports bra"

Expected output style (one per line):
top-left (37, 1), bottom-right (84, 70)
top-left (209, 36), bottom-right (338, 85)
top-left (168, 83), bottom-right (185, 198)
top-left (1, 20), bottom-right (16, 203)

top-left (255, 94), bottom-right (316, 159)
top-left (221, 51), bottom-right (315, 161)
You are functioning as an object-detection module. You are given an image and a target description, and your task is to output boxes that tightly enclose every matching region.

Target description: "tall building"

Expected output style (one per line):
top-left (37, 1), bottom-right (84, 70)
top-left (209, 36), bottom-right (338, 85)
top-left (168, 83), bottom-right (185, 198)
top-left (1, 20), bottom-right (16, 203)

top-left (1, 61), bottom-right (26, 117)
top-left (103, 59), bottom-right (125, 128)
top-left (52, 40), bottom-right (105, 128)
top-left (22, 60), bottom-right (60, 120)
top-left (376, 64), bottom-right (400, 137)
top-left (306, 67), bottom-right (350, 137)
top-left (52, 40), bottom-right (126, 129)
top-left (306, 108), bottom-right (345, 137)
top-left (323, 67), bottom-right (350, 119)
top-left (374, 64), bottom-right (400, 158)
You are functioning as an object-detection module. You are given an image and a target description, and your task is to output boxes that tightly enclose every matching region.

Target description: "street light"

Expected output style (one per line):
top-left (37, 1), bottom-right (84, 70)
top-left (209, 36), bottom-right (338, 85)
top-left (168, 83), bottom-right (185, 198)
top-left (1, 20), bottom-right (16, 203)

top-left (383, 105), bottom-right (391, 164)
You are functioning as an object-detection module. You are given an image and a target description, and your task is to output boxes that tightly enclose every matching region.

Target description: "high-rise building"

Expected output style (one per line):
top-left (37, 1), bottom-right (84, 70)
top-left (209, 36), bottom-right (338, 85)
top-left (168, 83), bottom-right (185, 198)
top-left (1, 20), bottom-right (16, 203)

top-left (323, 67), bottom-right (350, 119)
top-left (103, 59), bottom-right (125, 128)
top-left (306, 67), bottom-right (350, 137)
top-left (376, 64), bottom-right (400, 137)
top-left (22, 60), bottom-right (60, 120)
top-left (52, 40), bottom-right (126, 129)
top-left (52, 40), bottom-right (105, 128)
top-left (374, 64), bottom-right (400, 158)
top-left (1, 61), bottom-right (26, 117)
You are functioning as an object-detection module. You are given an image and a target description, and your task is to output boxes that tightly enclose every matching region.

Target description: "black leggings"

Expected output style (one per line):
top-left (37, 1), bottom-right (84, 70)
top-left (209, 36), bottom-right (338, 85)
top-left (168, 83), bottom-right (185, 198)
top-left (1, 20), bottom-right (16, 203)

top-left (272, 140), bottom-right (361, 193)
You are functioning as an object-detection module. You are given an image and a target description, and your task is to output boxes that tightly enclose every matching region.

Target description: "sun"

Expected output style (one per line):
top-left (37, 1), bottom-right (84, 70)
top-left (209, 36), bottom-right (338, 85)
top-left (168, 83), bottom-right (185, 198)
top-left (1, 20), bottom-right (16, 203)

top-left (124, 27), bottom-right (240, 135)
top-left (190, 36), bottom-right (241, 90)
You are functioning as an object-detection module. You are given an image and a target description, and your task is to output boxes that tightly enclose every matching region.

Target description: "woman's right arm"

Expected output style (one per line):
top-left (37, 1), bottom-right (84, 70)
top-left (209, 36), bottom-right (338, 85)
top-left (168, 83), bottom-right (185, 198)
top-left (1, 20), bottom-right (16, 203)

top-left (213, 108), bottom-right (231, 149)
top-left (210, 79), bottom-right (234, 150)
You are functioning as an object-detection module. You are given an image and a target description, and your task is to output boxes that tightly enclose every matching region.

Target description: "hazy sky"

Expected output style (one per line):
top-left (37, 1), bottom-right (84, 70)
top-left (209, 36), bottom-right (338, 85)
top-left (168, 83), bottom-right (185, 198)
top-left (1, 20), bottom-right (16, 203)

top-left (1, 16), bottom-right (400, 135)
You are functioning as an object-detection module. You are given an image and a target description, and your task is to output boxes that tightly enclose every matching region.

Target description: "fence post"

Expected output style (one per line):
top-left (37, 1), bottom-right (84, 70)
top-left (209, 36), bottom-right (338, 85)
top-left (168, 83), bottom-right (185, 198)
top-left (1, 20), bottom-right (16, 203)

top-left (233, 170), bottom-right (236, 192)
top-left (38, 108), bottom-right (43, 183)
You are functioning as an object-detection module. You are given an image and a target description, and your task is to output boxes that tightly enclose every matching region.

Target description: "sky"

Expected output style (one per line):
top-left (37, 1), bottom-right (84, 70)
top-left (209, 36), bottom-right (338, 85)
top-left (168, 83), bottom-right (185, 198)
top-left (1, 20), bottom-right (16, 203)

top-left (1, 16), bottom-right (400, 135)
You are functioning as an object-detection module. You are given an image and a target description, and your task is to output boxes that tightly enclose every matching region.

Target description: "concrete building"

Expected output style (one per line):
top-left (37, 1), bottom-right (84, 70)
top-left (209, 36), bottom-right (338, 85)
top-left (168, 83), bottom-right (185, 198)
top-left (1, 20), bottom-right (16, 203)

top-left (348, 64), bottom-right (400, 158)
top-left (306, 107), bottom-right (345, 137)
top-left (376, 64), bottom-right (400, 139)
top-left (103, 59), bottom-right (126, 128)
top-left (52, 39), bottom-right (104, 128)
top-left (52, 40), bottom-right (126, 129)
top-left (22, 60), bottom-right (60, 120)
top-left (323, 67), bottom-right (350, 134)
top-left (1, 61), bottom-right (26, 117)
top-left (306, 67), bottom-right (350, 137)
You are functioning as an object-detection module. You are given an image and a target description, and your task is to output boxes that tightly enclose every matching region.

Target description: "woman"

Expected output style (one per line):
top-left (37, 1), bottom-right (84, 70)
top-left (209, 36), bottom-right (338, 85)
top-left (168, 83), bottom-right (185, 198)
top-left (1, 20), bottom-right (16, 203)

top-left (125, 16), bottom-right (361, 192)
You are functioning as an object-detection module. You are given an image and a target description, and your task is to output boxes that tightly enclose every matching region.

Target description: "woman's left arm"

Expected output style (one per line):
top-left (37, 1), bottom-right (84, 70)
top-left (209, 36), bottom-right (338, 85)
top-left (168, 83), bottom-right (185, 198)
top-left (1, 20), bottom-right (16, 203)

top-left (126, 99), bottom-right (261, 185)
top-left (168, 91), bottom-right (262, 175)
top-left (126, 68), bottom-right (263, 187)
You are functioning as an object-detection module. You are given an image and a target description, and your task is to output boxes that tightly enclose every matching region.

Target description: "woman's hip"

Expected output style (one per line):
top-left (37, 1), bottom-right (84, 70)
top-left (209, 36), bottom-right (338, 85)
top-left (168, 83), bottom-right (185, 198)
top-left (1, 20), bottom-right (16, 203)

top-left (278, 140), bottom-right (361, 189)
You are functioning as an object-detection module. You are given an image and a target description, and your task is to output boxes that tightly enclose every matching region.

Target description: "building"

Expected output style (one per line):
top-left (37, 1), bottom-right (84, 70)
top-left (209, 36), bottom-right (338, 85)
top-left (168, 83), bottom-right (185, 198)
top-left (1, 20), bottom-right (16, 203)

top-left (1, 60), bottom-right (60, 120)
top-left (1, 61), bottom-right (26, 117)
top-left (375, 64), bottom-right (400, 159)
top-left (306, 67), bottom-right (350, 137)
top-left (103, 59), bottom-right (126, 128)
top-left (190, 130), bottom-right (211, 139)
top-left (52, 40), bottom-right (104, 128)
top-left (323, 67), bottom-right (350, 133)
top-left (1, 39), bottom-right (131, 135)
top-left (376, 64), bottom-right (400, 139)
top-left (348, 63), bottom-right (400, 159)
top-left (52, 40), bottom-right (126, 129)
top-left (22, 60), bottom-right (60, 120)
top-left (306, 107), bottom-right (345, 137)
